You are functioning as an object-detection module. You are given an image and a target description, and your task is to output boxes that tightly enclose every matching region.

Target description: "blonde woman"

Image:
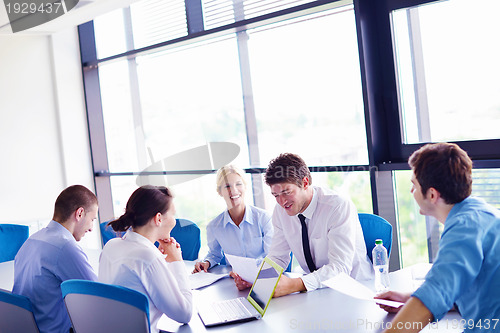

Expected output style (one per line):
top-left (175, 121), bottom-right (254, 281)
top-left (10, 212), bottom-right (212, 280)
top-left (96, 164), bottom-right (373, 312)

top-left (193, 165), bottom-right (273, 273)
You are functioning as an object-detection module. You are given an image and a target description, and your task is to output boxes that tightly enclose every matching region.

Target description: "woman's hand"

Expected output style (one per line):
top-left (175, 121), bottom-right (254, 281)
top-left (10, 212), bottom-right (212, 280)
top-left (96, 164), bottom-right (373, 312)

top-left (374, 290), bottom-right (410, 313)
top-left (229, 271), bottom-right (252, 290)
top-left (193, 261), bottom-right (210, 273)
top-left (158, 237), bottom-right (182, 262)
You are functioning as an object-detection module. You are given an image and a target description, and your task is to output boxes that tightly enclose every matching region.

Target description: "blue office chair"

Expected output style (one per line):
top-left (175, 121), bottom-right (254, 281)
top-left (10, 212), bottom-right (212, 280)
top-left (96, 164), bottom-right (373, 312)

top-left (61, 279), bottom-right (150, 333)
top-left (99, 220), bottom-right (124, 247)
top-left (101, 219), bottom-right (200, 260)
top-left (0, 224), bottom-right (29, 263)
top-left (169, 218), bottom-right (201, 261)
top-left (358, 213), bottom-right (393, 262)
top-left (0, 289), bottom-right (40, 333)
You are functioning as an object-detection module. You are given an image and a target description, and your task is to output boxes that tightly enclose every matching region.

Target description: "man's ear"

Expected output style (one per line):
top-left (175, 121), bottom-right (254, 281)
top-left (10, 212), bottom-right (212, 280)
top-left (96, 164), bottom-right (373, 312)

top-left (427, 187), bottom-right (441, 203)
top-left (302, 176), bottom-right (311, 189)
top-left (75, 207), bottom-right (85, 221)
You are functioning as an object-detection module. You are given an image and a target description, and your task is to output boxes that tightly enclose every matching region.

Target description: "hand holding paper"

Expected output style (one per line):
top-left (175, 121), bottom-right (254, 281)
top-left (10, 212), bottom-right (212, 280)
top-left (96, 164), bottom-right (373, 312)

top-left (322, 273), bottom-right (405, 309)
top-left (225, 254), bottom-right (261, 283)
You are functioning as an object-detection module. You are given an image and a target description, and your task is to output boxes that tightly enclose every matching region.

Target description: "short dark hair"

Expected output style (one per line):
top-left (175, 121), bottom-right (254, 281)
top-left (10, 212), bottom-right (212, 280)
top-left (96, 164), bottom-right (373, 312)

top-left (265, 153), bottom-right (311, 187)
top-left (52, 185), bottom-right (98, 222)
top-left (408, 143), bottom-right (472, 204)
top-left (108, 185), bottom-right (173, 232)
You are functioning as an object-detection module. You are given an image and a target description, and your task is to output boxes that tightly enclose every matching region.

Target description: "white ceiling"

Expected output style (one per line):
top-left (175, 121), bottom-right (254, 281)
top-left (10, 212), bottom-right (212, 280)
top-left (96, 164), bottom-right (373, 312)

top-left (0, 0), bottom-right (141, 35)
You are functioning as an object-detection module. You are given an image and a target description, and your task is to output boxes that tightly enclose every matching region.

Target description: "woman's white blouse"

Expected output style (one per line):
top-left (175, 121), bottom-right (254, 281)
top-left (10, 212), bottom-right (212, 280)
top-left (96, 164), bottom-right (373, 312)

top-left (99, 230), bottom-right (192, 333)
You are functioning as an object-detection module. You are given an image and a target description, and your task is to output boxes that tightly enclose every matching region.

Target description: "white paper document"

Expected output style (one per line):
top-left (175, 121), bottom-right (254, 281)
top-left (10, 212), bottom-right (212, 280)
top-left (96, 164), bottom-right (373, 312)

top-left (224, 254), bottom-right (261, 283)
top-left (322, 273), bottom-right (405, 308)
top-left (188, 271), bottom-right (229, 290)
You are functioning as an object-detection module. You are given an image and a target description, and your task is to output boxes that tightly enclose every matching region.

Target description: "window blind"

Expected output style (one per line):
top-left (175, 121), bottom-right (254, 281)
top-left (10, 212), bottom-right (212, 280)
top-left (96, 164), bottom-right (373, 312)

top-left (202, 0), bottom-right (316, 30)
top-left (131, 0), bottom-right (188, 49)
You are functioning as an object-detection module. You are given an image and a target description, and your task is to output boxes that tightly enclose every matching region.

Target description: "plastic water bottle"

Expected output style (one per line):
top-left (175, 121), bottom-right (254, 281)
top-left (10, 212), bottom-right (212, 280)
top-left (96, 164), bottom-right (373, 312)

top-left (372, 239), bottom-right (390, 293)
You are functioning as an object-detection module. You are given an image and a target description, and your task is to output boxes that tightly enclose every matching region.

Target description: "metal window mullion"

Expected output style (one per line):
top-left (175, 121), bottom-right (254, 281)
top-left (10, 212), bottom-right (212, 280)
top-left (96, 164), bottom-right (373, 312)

top-left (375, 170), bottom-right (402, 271)
top-left (425, 215), bottom-right (440, 262)
top-left (78, 22), bottom-right (114, 224)
top-left (186, 0), bottom-right (204, 34)
top-left (407, 8), bottom-right (431, 142)
top-left (235, 30), bottom-right (265, 208)
top-left (123, 7), bottom-right (149, 170)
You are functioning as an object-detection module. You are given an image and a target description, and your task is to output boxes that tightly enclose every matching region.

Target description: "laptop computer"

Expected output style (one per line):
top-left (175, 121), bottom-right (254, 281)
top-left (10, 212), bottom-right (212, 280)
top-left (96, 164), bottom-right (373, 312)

top-left (197, 257), bottom-right (284, 327)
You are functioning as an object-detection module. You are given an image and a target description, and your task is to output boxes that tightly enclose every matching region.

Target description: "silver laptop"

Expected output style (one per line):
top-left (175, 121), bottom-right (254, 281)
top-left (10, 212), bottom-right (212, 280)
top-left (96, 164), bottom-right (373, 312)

top-left (197, 257), bottom-right (284, 327)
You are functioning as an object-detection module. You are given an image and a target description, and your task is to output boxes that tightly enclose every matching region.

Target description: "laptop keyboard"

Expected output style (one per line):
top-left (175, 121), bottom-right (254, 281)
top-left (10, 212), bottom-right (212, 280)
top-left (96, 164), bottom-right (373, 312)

top-left (213, 298), bottom-right (253, 321)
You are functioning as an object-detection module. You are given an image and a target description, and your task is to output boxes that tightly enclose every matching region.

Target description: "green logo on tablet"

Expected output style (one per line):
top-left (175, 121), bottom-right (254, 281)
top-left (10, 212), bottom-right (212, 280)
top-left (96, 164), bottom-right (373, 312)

top-left (3, 0), bottom-right (79, 33)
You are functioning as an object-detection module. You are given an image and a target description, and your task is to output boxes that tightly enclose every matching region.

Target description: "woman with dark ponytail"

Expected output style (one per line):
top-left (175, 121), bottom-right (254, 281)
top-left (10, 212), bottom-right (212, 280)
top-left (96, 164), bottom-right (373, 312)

top-left (98, 185), bottom-right (192, 331)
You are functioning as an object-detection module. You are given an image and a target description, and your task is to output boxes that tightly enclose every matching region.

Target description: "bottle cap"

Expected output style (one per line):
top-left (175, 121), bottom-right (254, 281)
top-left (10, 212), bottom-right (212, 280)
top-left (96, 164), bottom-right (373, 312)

top-left (375, 239), bottom-right (383, 245)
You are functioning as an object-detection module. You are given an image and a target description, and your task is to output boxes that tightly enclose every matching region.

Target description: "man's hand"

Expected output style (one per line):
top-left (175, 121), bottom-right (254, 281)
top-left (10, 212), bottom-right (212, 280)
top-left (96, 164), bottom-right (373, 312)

top-left (229, 271), bottom-right (252, 290)
top-left (374, 290), bottom-right (410, 313)
top-left (273, 275), bottom-right (306, 297)
top-left (192, 261), bottom-right (210, 273)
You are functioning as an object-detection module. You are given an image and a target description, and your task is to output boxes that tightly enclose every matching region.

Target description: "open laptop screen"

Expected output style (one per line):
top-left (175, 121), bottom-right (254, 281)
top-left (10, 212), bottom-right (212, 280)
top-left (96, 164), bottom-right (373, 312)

top-left (247, 258), bottom-right (283, 316)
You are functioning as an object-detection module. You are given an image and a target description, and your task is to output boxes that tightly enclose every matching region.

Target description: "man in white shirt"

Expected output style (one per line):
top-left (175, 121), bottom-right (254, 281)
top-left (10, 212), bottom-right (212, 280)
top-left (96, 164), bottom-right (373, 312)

top-left (234, 153), bottom-right (372, 297)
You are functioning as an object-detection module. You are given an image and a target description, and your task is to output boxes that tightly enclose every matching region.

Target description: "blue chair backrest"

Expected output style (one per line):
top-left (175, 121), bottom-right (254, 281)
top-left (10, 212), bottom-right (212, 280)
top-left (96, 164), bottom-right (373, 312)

top-left (0, 224), bottom-right (29, 263)
top-left (99, 221), bottom-right (124, 247)
top-left (358, 213), bottom-right (393, 262)
top-left (0, 289), bottom-right (40, 333)
top-left (170, 219), bottom-right (201, 261)
top-left (61, 279), bottom-right (150, 333)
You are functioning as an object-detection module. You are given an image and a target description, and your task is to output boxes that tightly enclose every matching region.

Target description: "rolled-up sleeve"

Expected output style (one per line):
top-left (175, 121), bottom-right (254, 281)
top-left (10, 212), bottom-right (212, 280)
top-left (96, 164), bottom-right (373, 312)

top-left (412, 217), bottom-right (484, 321)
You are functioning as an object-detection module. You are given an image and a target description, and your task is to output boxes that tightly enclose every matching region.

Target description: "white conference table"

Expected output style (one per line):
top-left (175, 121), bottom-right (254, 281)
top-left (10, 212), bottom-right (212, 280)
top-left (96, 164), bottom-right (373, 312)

top-left (159, 262), bottom-right (463, 333)
top-left (1, 254), bottom-right (463, 333)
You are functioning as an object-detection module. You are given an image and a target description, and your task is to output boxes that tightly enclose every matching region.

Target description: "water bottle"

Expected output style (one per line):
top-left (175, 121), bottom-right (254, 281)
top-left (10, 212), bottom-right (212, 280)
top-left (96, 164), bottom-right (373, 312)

top-left (372, 239), bottom-right (390, 293)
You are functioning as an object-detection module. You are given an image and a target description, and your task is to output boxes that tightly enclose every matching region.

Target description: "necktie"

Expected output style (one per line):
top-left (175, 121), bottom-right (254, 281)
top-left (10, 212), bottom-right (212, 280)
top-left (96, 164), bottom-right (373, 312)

top-left (298, 214), bottom-right (316, 272)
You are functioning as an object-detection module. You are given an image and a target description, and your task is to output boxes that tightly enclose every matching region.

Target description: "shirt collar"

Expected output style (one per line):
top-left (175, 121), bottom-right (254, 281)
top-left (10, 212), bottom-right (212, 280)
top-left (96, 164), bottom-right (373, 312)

top-left (48, 220), bottom-right (76, 241)
top-left (298, 187), bottom-right (318, 220)
top-left (223, 205), bottom-right (253, 226)
top-left (123, 229), bottom-right (159, 251)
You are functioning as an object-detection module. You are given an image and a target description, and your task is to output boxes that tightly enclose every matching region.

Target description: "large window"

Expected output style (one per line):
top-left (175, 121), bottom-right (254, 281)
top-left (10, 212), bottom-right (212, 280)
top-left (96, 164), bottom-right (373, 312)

top-left (392, 0), bottom-right (500, 144)
top-left (82, 0), bottom-right (500, 269)
top-left (90, 1), bottom-right (371, 256)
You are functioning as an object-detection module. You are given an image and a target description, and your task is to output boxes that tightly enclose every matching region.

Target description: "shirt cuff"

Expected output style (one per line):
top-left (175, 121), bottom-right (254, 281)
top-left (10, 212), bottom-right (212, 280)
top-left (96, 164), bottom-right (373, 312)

top-left (300, 273), bottom-right (321, 291)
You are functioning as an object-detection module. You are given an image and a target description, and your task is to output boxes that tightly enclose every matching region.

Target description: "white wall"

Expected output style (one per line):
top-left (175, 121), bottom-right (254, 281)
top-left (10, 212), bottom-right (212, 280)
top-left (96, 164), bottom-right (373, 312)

top-left (0, 28), bottom-right (99, 248)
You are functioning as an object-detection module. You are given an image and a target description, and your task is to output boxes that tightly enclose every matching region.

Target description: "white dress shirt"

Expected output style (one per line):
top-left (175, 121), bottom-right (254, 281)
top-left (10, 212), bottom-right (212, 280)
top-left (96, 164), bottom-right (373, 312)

top-left (99, 230), bottom-right (192, 333)
top-left (268, 186), bottom-right (373, 291)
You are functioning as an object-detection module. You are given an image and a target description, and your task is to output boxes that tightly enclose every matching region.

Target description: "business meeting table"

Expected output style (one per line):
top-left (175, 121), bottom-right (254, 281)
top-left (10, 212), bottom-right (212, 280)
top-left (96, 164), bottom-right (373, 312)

top-left (0, 251), bottom-right (463, 333)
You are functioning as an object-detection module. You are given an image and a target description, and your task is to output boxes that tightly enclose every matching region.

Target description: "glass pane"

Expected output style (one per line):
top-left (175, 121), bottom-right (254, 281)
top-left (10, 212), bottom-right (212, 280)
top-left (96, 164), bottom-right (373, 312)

top-left (130, 0), bottom-right (188, 49)
top-left (472, 169), bottom-right (500, 209)
top-left (262, 171), bottom-right (372, 213)
top-left (135, 35), bottom-right (250, 172)
top-left (393, 0), bottom-right (500, 143)
top-left (99, 60), bottom-right (140, 172)
top-left (248, 6), bottom-right (368, 166)
top-left (94, 9), bottom-right (128, 59)
top-left (108, 172), bottom-right (254, 258)
top-left (394, 170), bottom-right (428, 268)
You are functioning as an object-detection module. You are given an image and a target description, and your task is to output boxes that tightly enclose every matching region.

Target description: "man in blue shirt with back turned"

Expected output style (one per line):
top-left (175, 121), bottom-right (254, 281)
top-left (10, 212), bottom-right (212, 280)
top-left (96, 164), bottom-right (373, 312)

top-left (376, 143), bottom-right (500, 332)
top-left (13, 185), bottom-right (98, 333)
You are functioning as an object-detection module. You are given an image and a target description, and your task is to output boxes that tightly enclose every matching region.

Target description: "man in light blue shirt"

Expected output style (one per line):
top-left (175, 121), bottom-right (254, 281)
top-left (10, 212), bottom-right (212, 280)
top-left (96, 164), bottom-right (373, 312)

top-left (13, 185), bottom-right (98, 333)
top-left (377, 143), bottom-right (500, 332)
